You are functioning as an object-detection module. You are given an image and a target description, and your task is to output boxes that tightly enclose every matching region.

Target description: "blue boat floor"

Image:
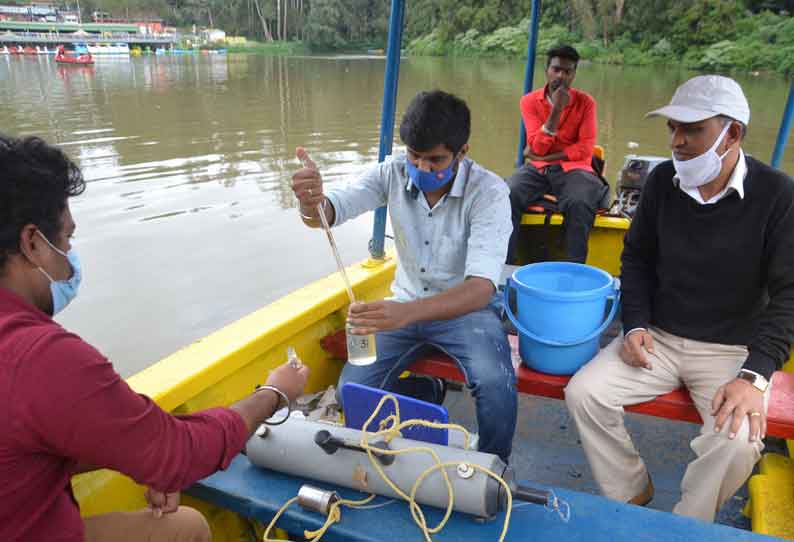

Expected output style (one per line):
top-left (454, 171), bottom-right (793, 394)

top-left (442, 388), bottom-right (763, 530)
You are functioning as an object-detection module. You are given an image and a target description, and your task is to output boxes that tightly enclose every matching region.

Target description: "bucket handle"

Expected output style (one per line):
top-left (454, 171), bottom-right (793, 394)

top-left (503, 277), bottom-right (621, 348)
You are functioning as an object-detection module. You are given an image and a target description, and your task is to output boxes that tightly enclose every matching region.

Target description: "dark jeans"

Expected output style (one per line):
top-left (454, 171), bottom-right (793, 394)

top-left (337, 302), bottom-right (518, 461)
top-left (506, 163), bottom-right (607, 264)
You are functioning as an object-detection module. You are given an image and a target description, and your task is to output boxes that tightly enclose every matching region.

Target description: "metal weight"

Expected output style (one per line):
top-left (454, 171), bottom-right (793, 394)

top-left (298, 485), bottom-right (340, 516)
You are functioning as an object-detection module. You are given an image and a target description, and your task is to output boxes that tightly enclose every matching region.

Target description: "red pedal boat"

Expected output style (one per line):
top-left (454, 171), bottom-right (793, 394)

top-left (55, 46), bottom-right (94, 65)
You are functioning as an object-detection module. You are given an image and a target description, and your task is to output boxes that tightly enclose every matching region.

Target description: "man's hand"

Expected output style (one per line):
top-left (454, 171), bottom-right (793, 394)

top-left (523, 148), bottom-right (568, 163)
top-left (523, 146), bottom-right (543, 161)
top-left (619, 330), bottom-right (654, 369)
top-left (292, 147), bottom-right (325, 211)
top-left (145, 488), bottom-right (180, 518)
top-left (348, 301), bottom-right (413, 335)
top-left (266, 362), bottom-right (310, 403)
top-left (711, 378), bottom-right (766, 442)
top-left (551, 85), bottom-right (570, 110)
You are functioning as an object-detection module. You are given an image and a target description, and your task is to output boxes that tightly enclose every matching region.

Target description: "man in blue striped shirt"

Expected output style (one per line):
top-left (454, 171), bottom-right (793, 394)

top-left (292, 90), bottom-right (517, 461)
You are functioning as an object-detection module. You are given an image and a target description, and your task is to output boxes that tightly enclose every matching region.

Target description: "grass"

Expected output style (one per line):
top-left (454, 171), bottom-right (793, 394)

top-left (220, 40), bottom-right (309, 55)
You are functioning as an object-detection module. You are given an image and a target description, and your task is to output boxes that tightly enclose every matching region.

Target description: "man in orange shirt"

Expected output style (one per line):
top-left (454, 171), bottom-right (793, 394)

top-left (505, 45), bottom-right (606, 264)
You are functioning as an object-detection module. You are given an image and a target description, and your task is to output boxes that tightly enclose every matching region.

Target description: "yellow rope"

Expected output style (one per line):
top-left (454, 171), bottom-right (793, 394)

top-left (303, 494), bottom-right (376, 540)
top-left (263, 494), bottom-right (377, 542)
top-left (357, 394), bottom-right (513, 542)
top-left (262, 496), bottom-right (299, 542)
top-left (409, 461), bottom-right (513, 542)
top-left (263, 393), bottom-right (513, 542)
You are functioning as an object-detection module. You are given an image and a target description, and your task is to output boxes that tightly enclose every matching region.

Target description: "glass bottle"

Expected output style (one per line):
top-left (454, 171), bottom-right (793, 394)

top-left (345, 321), bottom-right (377, 366)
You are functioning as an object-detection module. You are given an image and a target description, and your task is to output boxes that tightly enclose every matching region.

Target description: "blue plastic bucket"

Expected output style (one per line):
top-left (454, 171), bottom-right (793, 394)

top-left (504, 262), bottom-right (620, 375)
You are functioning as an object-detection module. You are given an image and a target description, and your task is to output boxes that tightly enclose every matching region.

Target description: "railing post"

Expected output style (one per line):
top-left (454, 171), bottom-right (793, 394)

top-left (516, 0), bottom-right (542, 168)
top-left (369, 0), bottom-right (405, 260)
top-left (771, 81), bottom-right (794, 171)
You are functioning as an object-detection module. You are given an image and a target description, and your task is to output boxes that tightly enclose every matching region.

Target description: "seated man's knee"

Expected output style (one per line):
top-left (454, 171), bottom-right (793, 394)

top-left (713, 423), bottom-right (764, 457)
top-left (505, 169), bottom-right (525, 192)
top-left (506, 167), bottom-right (541, 196)
top-left (171, 506), bottom-right (211, 542)
top-left (474, 367), bottom-right (514, 394)
top-left (506, 179), bottom-right (527, 211)
top-left (462, 345), bottom-right (515, 396)
top-left (564, 195), bottom-right (595, 213)
top-left (564, 371), bottom-right (598, 414)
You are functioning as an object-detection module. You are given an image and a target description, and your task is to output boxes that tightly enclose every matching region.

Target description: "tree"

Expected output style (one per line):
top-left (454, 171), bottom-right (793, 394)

top-left (572, 0), bottom-right (597, 40)
top-left (252, 0), bottom-right (274, 41)
top-left (305, 0), bottom-right (346, 48)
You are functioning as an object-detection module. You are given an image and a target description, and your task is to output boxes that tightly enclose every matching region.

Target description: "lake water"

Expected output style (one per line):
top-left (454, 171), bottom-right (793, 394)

top-left (1, 53), bottom-right (791, 376)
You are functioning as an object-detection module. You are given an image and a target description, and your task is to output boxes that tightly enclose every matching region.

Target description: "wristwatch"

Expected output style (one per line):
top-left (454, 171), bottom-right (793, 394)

top-left (737, 369), bottom-right (769, 393)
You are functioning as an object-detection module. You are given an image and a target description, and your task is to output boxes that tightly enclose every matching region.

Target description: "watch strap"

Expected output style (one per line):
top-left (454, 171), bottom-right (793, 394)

top-left (738, 369), bottom-right (769, 392)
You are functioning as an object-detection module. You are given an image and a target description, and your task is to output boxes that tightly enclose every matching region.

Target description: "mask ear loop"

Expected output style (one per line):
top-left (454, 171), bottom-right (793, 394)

top-left (34, 230), bottom-right (73, 283)
top-left (714, 122), bottom-right (734, 160)
top-left (36, 230), bottom-right (68, 259)
top-left (37, 267), bottom-right (56, 283)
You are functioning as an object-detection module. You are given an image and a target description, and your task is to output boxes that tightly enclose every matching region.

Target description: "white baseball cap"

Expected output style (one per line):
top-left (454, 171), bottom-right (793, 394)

top-left (646, 75), bottom-right (750, 126)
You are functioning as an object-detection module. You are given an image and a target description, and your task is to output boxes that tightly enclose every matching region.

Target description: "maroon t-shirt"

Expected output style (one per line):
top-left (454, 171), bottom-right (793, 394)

top-left (0, 287), bottom-right (249, 541)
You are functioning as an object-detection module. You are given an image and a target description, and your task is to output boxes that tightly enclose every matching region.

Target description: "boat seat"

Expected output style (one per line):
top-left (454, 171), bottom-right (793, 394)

top-left (743, 361), bottom-right (794, 537)
top-left (320, 331), bottom-right (794, 439)
top-left (745, 453), bottom-right (794, 538)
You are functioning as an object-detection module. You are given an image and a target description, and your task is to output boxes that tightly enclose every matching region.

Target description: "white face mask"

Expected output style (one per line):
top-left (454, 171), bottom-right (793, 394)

top-left (672, 123), bottom-right (732, 189)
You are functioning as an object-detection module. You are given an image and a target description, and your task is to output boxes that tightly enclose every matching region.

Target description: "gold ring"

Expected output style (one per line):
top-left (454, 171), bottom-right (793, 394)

top-left (749, 411), bottom-right (762, 417)
top-left (308, 188), bottom-right (313, 196)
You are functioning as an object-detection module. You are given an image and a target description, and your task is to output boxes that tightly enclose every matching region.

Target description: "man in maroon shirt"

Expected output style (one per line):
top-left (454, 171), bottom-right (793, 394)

top-left (505, 45), bottom-right (607, 264)
top-left (0, 134), bottom-right (310, 541)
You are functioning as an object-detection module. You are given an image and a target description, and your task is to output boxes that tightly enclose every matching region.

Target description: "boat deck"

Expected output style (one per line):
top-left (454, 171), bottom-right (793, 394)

top-left (188, 453), bottom-right (778, 542)
top-left (443, 385), bottom-right (789, 531)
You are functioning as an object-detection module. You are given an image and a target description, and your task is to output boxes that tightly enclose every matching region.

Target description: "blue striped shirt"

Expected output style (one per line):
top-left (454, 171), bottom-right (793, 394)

top-left (325, 155), bottom-right (512, 302)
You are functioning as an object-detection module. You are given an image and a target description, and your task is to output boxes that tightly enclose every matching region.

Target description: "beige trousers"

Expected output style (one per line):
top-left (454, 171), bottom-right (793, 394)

top-left (565, 326), bottom-right (768, 522)
top-left (83, 506), bottom-right (211, 542)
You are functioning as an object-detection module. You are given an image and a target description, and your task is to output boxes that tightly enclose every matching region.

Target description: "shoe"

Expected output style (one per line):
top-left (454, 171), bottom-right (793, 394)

top-left (402, 375), bottom-right (447, 405)
top-left (628, 475), bottom-right (654, 506)
top-left (431, 376), bottom-right (447, 405)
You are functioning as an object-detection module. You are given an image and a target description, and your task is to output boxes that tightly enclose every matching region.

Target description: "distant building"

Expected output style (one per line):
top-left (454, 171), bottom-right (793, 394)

top-left (90, 10), bottom-right (164, 34)
top-left (0, 3), bottom-right (172, 38)
top-left (0, 3), bottom-right (57, 21)
top-left (202, 28), bottom-right (226, 43)
top-left (0, 3), bottom-right (78, 23)
top-left (91, 11), bottom-right (111, 23)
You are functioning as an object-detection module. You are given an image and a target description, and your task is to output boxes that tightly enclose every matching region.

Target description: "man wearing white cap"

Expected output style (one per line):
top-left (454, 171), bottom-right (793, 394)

top-left (565, 75), bottom-right (794, 521)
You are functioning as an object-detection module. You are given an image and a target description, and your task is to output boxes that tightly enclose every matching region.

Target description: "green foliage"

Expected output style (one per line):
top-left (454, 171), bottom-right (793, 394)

top-left (305, 0), bottom-right (346, 49)
top-left (480, 24), bottom-right (527, 55)
top-left (472, 4), bottom-right (501, 34)
top-left (408, 30), bottom-right (448, 56)
top-left (452, 29), bottom-right (483, 55)
top-left (70, 0), bottom-right (794, 74)
top-left (223, 40), bottom-right (307, 54)
top-left (403, 0), bottom-right (794, 75)
top-left (536, 24), bottom-right (577, 56)
top-left (669, 0), bottom-right (739, 50)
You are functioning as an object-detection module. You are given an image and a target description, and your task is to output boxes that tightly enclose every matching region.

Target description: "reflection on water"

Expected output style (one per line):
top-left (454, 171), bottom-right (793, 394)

top-left (0, 54), bottom-right (792, 375)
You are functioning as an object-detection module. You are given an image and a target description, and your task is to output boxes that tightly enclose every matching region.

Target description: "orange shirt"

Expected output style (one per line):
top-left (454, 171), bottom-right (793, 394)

top-left (520, 84), bottom-right (597, 173)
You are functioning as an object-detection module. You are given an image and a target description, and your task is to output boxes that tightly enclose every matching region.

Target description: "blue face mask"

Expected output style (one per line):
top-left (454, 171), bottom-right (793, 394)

top-left (36, 231), bottom-right (82, 315)
top-left (405, 157), bottom-right (458, 192)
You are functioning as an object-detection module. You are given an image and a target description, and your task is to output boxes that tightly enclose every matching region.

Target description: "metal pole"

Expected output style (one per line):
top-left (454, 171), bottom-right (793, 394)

top-left (369, 0), bottom-right (404, 260)
top-left (771, 81), bottom-right (794, 170)
top-left (516, 0), bottom-right (542, 168)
